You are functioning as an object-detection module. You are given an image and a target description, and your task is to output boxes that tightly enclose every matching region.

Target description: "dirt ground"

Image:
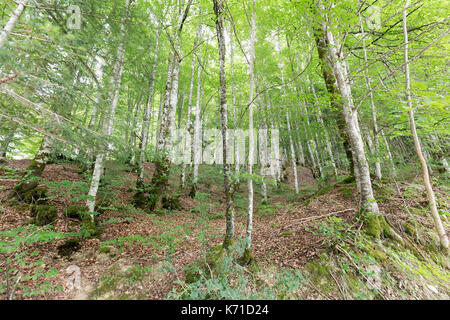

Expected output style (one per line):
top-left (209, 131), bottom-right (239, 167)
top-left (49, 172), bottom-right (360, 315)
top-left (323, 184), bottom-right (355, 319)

top-left (0, 159), bottom-right (446, 299)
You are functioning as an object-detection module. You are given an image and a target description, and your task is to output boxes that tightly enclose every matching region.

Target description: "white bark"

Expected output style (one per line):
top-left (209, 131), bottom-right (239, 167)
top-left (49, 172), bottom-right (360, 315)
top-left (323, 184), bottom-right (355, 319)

top-left (0, 0), bottom-right (30, 47)
top-left (181, 23), bottom-right (202, 187)
top-left (287, 110), bottom-right (299, 193)
top-left (137, 27), bottom-right (161, 187)
top-left (323, 15), bottom-right (379, 216)
top-left (86, 1), bottom-right (129, 215)
top-left (245, 0), bottom-right (256, 253)
top-left (192, 39), bottom-right (203, 186)
top-left (402, 0), bottom-right (448, 251)
top-left (358, 5), bottom-right (382, 180)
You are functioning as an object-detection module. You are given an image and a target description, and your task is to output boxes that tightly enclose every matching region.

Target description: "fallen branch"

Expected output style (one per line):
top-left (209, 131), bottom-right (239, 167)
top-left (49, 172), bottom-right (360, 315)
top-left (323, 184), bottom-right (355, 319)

top-left (283, 208), bottom-right (355, 230)
top-left (0, 74), bottom-right (19, 84)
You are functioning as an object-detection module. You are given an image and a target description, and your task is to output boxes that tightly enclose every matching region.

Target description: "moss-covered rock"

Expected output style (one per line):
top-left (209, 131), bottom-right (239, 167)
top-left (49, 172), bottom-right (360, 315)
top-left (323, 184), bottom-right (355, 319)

top-left (22, 187), bottom-right (48, 204)
top-left (132, 191), bottom-right (147, 209)
top-left (29, 204), bottom-right (58, 226)
top-left (64, 205), bottom-right (88, 220)
top-left (81, 214), bottom-right (100, 238)
top-left (162, 194), bottom-right (181, 211)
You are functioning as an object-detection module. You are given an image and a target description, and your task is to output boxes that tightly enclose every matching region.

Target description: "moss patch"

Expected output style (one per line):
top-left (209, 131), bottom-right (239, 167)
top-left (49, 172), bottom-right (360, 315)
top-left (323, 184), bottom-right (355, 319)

top-left (29, 204), bottom-right (58, 226)
top-left (81, 214), bottom-right (100, 238)
top-left (338, 188), bottom-right (353, 199)
top-left (64, 205), bottom-right (88, 220)
top-left (22, 187), bottom-right (48, 204)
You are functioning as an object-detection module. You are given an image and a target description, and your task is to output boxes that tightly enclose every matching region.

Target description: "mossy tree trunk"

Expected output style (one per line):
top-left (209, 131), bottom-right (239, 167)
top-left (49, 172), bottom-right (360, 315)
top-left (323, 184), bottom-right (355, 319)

top-left (148, 0), bottom-right (193, 211)
top-left (213, 0), bottom-right (235, 249)
top-left (11, 136), bottom-right (53, 200)
top-left (313, 25), bottom-right (355, 177)
top-left (318, 3), bottom-right (381, 228)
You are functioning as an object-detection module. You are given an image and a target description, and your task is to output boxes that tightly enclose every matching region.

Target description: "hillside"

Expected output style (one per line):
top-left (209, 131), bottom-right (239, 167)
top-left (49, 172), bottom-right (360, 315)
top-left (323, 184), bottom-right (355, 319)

top-left (1, 159), bottom-right (448, 300)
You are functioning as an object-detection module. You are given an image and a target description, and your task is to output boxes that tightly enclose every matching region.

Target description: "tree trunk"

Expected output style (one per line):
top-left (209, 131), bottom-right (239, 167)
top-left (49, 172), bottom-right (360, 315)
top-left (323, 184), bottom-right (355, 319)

top-left (213, 0), bottom-right (235, 249)
top-left (312, 86), bottom-right (338, 176)
top-left (0, 0), bottom-right (30, 46)
top-left (313, 24), bottom-right (355, 176)
top-left (243, 0), bottom-right (256, 264)
top-left (182, 15), bottom-right (202, 189)
top-left (381, 130), bottom-right (397, 178)
top-left (148, 0), bottom-right (193, 212)
top-left (286, 110), bottom-right (299, 193)
top-left (321, 9), bottom-right (381, 227)
top-left (133, 27), bottom-right (161, 207)
top-left (191, 27), bottom-right (204, 198)
top-left (10, 136), bottom-right (54, 200)
top-left (402, 0), bottom-right (448, 251)
top-left (358, 5), bottom-right (382, 180)
top-left (229, 24), bottom-right (240, 177)
top-left (86, 0), bottom-right (130, 215)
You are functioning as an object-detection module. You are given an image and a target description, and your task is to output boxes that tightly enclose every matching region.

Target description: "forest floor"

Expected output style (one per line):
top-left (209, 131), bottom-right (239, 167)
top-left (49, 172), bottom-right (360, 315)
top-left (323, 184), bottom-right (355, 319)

top-left (0, 159), bottom-right (449, 300)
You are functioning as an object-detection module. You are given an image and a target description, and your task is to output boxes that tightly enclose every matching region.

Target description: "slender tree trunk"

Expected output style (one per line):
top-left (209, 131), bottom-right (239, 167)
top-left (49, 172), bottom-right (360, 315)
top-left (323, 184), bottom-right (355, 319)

top-left (381, 130), bottom-right (397, 178)
top-left (320, 9), bottom-right (381, 227)
top-left (229, 24), bottom-right (240, 177)
top-left (148, 1), bottom-right (193, 212)
top-left (313, 24), bottom-right (355, 176)
top-left (287, 110), bottom-right (299, 193)
top-left (0, 0), bottom-right (30, 47)
top-left (182, 16), bottom-right (202, 188)
top-left (266, 94), bottom-right (281, 183)
top-left (86, 1), bottom-right (130, 216)
top-left (277, 36), bottom-right (300, 188)
top-left (312, 86), bottom-right (338, 176)
top-left (402, 0), bottom-right (448, 251)
top-left (243, 0), bottom-right (256, 263)
top-left (133, 27), bottom-right (161, 207)
top-left (358, 5), bottom-right (382, 180)
top-left (191, 30), bottom-right (204, 198)
top-left (213, 0), bottom-right (235, 249)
